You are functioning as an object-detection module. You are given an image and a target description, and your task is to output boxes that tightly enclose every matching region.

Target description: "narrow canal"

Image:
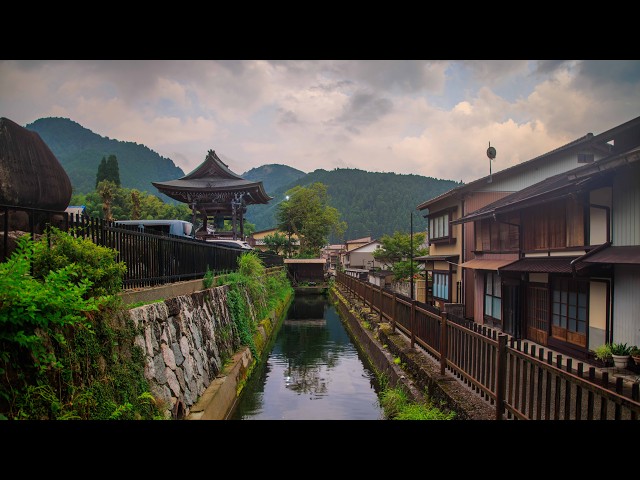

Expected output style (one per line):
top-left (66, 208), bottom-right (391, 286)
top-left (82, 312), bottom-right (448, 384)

top-left (229, 293), bottom-right (385, 420)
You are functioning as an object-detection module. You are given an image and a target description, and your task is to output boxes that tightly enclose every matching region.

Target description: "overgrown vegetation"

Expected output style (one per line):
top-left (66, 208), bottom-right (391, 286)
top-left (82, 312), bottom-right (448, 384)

top-left (216, 252), bottom-right (293, 358)
top-left (0, 230), bottom-right (164, 420)
top-left (377, 375), bottom-right (455, 420)
top-left (203, 266), bottom-right (214, 289)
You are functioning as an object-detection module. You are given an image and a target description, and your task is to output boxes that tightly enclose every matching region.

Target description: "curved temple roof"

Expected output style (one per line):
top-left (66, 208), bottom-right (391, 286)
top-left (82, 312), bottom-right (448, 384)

top-left (152, 149), bottom-right (272, 214)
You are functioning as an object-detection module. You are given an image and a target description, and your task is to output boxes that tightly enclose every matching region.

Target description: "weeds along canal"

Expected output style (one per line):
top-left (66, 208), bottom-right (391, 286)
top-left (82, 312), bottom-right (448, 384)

top-left (229, 293), bottom-right (385, 420)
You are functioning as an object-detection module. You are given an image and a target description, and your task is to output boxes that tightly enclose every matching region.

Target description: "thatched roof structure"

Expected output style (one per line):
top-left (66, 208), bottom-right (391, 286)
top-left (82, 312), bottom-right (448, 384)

top-left (0, 117), bottom-right (72, 210)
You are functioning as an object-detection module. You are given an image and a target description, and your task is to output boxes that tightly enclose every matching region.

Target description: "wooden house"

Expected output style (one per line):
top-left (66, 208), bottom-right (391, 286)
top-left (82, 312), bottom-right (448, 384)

top-left (416, 115), bottom-right (640, 318)
top-left (452, 140), bottom-right (640, 358)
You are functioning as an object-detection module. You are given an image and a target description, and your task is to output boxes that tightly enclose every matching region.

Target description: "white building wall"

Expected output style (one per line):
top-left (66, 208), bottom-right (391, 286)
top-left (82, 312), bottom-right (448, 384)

top-left (477, 153), bottom-right (606, 193)
top-left (612, 163), bottom-right (640, 246)
top-left (612, 265), bottom-right (640, 348)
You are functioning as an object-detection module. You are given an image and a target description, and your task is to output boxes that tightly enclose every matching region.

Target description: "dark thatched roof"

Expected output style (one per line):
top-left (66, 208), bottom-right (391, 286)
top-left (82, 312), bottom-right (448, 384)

top-left (0, 117), bottom-right (72, 210)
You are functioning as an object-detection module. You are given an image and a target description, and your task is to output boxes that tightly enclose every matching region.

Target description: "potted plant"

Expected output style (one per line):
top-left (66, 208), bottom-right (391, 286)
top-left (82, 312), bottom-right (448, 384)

top-left (594, 343), bottom-right (613, 367)
top-left (630, 346), bottom-right (640, 366)
top-left (610, 342), bottom-right (632, 368)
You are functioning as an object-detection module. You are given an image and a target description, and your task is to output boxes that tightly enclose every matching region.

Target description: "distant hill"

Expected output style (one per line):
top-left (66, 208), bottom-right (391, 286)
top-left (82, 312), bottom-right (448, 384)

top-left (244, 167), bottom-right (462, 241)
top-left (242, 164), bottom-right (306, 196)
top-left (25, 117), bottom-right (185, 202)
top-left (24, 117), bottom-right (462, 240)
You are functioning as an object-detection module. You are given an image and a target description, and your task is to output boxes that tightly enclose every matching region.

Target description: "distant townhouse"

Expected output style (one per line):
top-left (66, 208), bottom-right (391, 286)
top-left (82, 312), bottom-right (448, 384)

top-left (247, 227), bottom-right (299, 255)
top-left (321, 243), bottom-right (345, 275)
top-left (343, 239), bottom-right (383, 270)
top-left (340, 236), bottom-right (372, 268)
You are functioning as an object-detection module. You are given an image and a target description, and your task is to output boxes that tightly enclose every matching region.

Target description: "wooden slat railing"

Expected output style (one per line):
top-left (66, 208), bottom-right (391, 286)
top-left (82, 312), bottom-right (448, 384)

top-left (336, 271), bottom-right (640, 420)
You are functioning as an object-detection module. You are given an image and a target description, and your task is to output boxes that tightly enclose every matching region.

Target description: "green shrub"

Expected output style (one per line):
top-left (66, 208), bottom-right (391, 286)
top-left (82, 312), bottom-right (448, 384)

top-left (203, 266), bottom-right (214, 289)
top-left (593, 344), bottom-right (612, 364)
top-left (217, 258), bottom-right (292, 358)
top-left (0, 232), bottom-right (161, 420)
top-left (32, 227), bottom-right (127, 300)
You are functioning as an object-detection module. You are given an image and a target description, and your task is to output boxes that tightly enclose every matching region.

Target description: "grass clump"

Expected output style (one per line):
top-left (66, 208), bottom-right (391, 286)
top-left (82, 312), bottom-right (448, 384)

top-left (377, 375), bottom-right (455, 420)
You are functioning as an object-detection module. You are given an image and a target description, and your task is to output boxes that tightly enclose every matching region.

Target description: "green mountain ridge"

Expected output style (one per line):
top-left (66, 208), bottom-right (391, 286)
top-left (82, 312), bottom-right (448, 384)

top-left (25, 117), bottom-right (186, 203)
top-left (241, 164), bottom-right (307, 196)
top-left (24, 117), bottom-right (462, 241)
top-left (244, 167), bottom-right (462, 242)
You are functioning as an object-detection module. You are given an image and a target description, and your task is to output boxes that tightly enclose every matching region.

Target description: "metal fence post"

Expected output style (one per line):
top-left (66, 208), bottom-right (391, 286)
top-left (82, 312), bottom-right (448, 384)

top-left (495, 334), bottom-right (507, 420)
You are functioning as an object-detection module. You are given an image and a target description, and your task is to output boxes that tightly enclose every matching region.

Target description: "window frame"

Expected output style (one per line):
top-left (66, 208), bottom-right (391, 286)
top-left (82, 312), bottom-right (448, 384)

top-left (428, 207), bottom-right (456, 244)
top-left (484, 271), bottom-right (502, 323)
top-left (551, 277), bottom-right (588, 336)
top-left (432, 271), bottom-right (450, 301)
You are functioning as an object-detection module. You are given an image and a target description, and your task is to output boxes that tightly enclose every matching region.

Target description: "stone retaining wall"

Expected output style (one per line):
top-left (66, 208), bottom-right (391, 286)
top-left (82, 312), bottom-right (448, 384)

top-left (126, 285), bottom-right (241, 419)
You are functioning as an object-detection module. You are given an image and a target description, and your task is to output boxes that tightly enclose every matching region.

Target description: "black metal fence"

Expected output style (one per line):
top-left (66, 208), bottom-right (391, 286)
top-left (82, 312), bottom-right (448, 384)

top-left (337, 271), bottom-right (640, 420)
top-left (1, 204), bottom-right (283, 289)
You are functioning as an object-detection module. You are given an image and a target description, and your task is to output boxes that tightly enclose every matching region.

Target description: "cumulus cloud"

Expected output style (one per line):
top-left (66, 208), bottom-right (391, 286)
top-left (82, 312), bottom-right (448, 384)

top-left (1, 59), bottom-right (639, 184)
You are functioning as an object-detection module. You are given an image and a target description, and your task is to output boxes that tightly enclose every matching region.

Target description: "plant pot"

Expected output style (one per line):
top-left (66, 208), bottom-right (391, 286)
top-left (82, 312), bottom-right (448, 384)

top-left (611, 354), bottom-right (630, 369)
top-left (632, 355), bottom-right (640, 366)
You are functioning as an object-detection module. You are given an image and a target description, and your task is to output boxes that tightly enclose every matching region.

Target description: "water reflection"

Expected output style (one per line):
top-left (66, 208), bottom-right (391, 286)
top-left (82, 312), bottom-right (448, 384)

top-left (230, 294), bottom-right (384, 420)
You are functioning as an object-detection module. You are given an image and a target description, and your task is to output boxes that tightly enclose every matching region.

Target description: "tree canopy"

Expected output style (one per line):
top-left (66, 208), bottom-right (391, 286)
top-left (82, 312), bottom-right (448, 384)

top-left (276, 182), bottom-right (346, 257)
top-left (373, 231), bottom-right (428, 280)
top-left (95, 155), bottom-right (121, 188)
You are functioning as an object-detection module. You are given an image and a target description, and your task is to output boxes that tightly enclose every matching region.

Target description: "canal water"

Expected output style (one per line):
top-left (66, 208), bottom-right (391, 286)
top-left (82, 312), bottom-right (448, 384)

top-left (229, 293), bottom-right (385, 420)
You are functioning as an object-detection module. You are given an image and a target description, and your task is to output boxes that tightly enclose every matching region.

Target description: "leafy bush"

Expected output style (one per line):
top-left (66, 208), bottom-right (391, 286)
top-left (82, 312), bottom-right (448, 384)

top-left (203, 266), bottom-right (214, 289)
top-left (0, 234), bottom-right (103, 373)
top-left (594, 344), bottom-right (612, 364)
top-left (32, 227), bottom-right (127, 299)
top-left (0, 232), bottom-right (161, 420)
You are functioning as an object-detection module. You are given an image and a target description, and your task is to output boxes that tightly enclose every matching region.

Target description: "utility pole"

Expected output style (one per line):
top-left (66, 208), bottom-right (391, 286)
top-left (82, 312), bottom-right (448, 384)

top-left (410, 211), bottom-right (414, 300)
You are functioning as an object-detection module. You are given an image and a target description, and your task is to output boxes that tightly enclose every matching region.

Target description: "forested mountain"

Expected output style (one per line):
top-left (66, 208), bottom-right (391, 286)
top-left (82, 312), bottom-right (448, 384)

top-left (242, 164), bottom-right (306, 196)
top-left (244, 168), bottom-right (462, 242)
top-left (25, 117), bottom-right (185, 203)
top-left (24, 117), bottom-right (462, 240)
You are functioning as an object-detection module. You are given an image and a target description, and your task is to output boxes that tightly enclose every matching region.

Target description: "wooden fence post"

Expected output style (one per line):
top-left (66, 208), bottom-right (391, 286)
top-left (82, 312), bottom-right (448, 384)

top-left (495, 334), bottom-right (507, 420)
top-left (379, 284), bottom-right (383, 322)
top-left (440, 311), bottom-right (448, 375)
top-left (392, 292), bottom-right (397, 333)
top-left (410, 299), bottom-right (416, 349)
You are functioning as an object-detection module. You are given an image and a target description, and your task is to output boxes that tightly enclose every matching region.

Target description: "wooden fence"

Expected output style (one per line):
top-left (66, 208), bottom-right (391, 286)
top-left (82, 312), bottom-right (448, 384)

top-left (336, 271), bottom-right (640, 420)
top-left (1, 204), bottom-right (283, 289)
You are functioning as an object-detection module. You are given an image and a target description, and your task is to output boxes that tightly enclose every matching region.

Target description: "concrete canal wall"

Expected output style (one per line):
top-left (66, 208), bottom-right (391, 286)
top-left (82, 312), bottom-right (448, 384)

top-left (331, 284), bottom-right (495, 420)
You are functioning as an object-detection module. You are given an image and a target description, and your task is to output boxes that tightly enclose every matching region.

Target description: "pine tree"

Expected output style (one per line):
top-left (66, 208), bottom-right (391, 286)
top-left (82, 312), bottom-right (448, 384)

top-left (95, 155), bottom-right (121, 189)
top-left (95, 157), bottom-right (108, 188)
top-left (106, 155), bottom-right (121, 187)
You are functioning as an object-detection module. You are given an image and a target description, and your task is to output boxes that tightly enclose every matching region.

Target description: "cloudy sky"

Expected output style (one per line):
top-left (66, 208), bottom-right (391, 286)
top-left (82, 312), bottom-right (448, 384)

top-left (1, 60), bottom-right (639, 182)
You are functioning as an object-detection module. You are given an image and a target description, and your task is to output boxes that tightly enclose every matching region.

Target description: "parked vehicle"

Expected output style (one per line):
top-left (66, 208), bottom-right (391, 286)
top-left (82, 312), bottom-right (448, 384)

top-left (205, 238), bottom-right (253, 250)
top-left (114, 219), bottom-right (195, 239)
